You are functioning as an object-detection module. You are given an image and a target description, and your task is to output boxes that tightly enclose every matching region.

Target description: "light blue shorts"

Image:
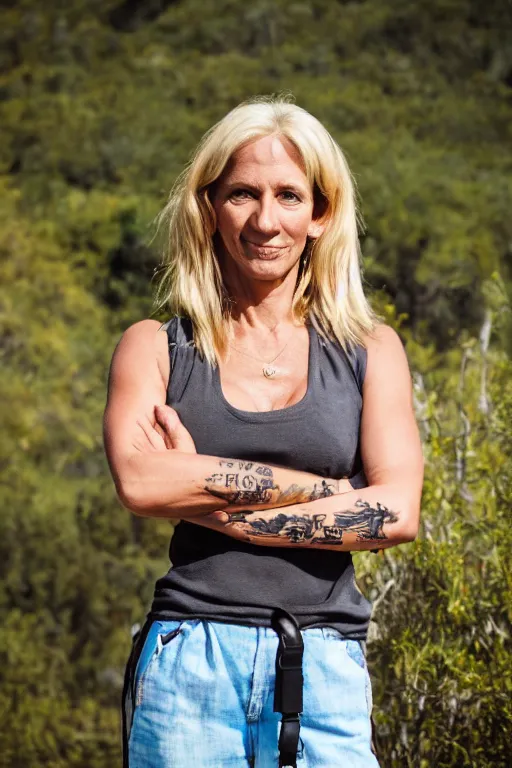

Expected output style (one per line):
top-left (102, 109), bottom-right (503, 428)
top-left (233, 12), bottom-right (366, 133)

top-left (125, 619), bottom-right (379, 767)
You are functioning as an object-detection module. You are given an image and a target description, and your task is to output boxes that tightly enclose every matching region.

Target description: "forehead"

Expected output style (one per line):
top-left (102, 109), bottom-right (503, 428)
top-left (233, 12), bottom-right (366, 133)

top-left (221, 135), bottom-right (308, 183)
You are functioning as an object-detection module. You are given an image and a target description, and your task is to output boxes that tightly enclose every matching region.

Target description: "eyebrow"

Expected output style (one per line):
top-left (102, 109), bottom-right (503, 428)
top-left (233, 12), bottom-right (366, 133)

top-left (224, 180), bottom-right (309, 196)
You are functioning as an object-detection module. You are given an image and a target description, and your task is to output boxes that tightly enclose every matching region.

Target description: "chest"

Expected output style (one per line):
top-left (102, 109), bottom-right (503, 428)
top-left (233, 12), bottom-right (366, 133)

top-left (168, 334), bottom-right (364, 480)
top-left (217, 327), bottom-right (310, 412)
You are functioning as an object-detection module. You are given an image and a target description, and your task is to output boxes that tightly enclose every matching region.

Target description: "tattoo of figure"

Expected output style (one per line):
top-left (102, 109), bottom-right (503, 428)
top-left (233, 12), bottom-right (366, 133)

top-left (309, 479), bottom-right (336, 500)
top-left (332, 500), bottom-right (398, 542)
top-left (227, 499), bottom-right (398, 546)
top-left (227, 511), bottom-right (328, 543)
top-left (243, 513), bottom-right (316, 543)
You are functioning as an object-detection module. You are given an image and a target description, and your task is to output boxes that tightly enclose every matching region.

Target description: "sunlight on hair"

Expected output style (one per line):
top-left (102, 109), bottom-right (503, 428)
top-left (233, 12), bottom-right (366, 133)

top-left (154, 94), bottom-right (378, 363)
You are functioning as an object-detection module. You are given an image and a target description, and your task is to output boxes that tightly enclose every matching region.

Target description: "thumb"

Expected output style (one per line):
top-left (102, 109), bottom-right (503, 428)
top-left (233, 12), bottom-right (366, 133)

top-left (154, 405), bottom-right (197, 454)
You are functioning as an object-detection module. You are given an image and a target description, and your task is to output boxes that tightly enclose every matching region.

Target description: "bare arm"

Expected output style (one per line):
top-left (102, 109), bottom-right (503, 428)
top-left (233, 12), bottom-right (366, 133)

top-left (192, 325), bottom-right (424, 550)
top-left (103, 320), bottom-right (351, 520)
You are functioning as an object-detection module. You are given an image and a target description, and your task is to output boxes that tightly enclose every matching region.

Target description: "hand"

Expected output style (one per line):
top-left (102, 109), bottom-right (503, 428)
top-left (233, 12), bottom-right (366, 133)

top-left (154, 406), bottom-right (228, 525)
top-left (154, 405), bottom-right (197, 454)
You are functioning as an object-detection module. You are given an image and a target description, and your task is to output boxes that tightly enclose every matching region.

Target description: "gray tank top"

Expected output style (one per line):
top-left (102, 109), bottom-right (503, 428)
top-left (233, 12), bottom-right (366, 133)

top-left (150, 316), bottom-right (372, 639)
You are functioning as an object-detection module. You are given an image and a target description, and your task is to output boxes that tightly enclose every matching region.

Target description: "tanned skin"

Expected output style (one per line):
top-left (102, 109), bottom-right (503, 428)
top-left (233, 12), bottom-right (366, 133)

top-left (103, 136), bottom-right (423, 551)
top-left (147, 405), bottom-right (405, 554)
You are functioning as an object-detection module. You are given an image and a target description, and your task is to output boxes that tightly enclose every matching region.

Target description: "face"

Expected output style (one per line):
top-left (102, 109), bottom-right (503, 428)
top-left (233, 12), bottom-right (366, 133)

top-left (211, 135), bottom-right (325, 285)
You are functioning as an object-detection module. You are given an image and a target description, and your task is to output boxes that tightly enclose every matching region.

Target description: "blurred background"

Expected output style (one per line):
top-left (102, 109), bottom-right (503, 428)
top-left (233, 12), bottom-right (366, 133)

top-left (1, 1), bottom-right (511, 766)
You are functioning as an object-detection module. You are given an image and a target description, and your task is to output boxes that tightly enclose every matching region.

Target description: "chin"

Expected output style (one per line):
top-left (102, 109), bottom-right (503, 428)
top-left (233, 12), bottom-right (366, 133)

top-left (241, 250), bottom-right (302, 279)
top-left (244, 261), bottom-right (297, 282)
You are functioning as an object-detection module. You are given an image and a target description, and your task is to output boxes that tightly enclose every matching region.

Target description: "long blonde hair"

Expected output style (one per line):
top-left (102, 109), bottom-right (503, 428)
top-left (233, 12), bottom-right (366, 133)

top-left (154, 94), bottom-right (377, 363)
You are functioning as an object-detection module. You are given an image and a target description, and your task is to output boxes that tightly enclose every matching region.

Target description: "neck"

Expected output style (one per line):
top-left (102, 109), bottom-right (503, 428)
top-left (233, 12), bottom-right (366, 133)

top-left (222, 265), bottom-right (301, 336)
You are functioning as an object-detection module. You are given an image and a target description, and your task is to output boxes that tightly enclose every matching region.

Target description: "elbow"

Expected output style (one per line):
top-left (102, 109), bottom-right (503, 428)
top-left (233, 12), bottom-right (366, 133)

top-left (115, 476), bottom-right (183, 519)
top-left (105, 453), bottom-right (155, 516)
top-left (114, 469), bottom-right (166, 517)
top-left (112, 454), bottom-right (170, 517)
top-left (396, 504), bottom-right (420, 544)
top-left (116, 479), bottom-right (151, 517)
top-left (398, 521), bottom-right (419, 544)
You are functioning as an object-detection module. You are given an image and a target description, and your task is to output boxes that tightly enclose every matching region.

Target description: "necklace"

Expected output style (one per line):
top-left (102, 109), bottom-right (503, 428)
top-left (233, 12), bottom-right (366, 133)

top-left (230, 337), bottom-right (291, 378)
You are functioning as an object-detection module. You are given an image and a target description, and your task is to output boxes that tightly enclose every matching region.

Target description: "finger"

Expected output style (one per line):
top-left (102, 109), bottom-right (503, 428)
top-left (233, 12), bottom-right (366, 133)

top-left (136, 415), bottom-right (168, 451)
top-left (154, 404), bottom-right (182, 445)
top-left (154, 404), bottom-right (184, 449)
top-left (153, 420), bottom-right (174, 450)
top-left (154, 404), bottom-right (197, 453)
top-left (154, 404), bottom-right (180, 432)
top-left (223, 505), bottom-right (260, 515)
top-left (204, 510), bottom-right (229, 524)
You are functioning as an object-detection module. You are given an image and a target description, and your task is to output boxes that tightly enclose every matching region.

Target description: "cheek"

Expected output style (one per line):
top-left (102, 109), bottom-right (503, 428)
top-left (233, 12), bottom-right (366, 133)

top-left (216, 206), bottom-right (244, 239)
top-left (284, 211), bottom-right (314, 241)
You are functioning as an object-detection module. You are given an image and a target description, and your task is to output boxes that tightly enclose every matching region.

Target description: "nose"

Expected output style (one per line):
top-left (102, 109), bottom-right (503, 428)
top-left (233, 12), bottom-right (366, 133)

top-left (250, 193), bottom-right (280, 237)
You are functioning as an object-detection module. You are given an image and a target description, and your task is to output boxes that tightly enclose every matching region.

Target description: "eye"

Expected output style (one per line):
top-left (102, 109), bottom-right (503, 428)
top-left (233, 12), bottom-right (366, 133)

top-left (279, 190), bottom-right (301, 203)
top-left (229, 188), bottom-right (253, 201)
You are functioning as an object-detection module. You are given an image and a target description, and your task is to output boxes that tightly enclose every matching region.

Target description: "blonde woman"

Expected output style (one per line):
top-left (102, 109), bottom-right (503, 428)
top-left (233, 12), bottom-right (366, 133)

top-left (104, 96), bottom-right (423, 768)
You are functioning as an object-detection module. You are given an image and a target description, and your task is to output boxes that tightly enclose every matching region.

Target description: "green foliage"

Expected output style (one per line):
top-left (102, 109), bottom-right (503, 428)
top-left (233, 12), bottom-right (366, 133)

top-left (0, 1), bottom-right (511, 765)
top-left (357, 342), bottom-right (512, 766)
top-left (0, 179), bottom-right (171, 766)
top-left (1, 0), bottom-right (511, 342)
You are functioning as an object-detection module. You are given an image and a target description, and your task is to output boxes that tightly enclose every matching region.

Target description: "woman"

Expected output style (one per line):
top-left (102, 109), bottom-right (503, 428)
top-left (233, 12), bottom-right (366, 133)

top-left (103, 96), bottom-right (424, 768)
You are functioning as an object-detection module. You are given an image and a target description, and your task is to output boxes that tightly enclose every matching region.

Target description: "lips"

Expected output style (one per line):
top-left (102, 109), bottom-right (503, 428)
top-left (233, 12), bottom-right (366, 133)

top-left (242, 238), bottom-right (287, 255)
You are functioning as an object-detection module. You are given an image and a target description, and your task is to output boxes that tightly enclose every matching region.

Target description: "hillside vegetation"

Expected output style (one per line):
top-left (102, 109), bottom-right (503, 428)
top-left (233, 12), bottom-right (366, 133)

top-left (1, 1), bottom-right (511, 765)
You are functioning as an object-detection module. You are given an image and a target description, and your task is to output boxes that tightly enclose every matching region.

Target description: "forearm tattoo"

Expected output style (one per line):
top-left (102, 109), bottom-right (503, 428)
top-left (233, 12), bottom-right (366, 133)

top-left (204, 461), bottom-right (277, 504)
top-left (226, 500), bottom-right (399, 546)
top-left (283, 479), bottom-right (336, 502)
top-left (204, 460), bottom-right (336, 507)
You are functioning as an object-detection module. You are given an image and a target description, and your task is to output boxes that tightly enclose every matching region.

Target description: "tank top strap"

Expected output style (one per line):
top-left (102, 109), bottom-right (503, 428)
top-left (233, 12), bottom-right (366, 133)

top-left (315, 329), bottom-right (367, 396)
top-left (159, 316), bottom-right (197, 404)
top-left (346, 344), bottom-right (367, 395)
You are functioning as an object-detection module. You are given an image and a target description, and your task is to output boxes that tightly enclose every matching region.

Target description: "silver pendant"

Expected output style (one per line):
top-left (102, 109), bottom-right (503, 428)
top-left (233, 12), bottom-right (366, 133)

top-left (263, 365), bottom-right (277, 378)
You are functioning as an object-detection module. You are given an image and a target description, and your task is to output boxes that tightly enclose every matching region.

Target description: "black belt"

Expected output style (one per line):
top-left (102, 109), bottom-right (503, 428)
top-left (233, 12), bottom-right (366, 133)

top-left (271, 609), bottom-right (305, 768)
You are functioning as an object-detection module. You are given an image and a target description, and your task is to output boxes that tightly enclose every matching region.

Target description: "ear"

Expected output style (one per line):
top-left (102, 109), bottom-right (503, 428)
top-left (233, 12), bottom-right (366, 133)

top-left (307, 220), bottom-right (327, 239)
top-left (308, 186), bottom-right (329, 239)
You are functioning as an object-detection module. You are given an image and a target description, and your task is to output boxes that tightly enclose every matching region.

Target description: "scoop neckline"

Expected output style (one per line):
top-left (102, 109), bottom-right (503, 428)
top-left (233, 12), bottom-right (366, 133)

top-left (213, 323), bottom-right (317, 423)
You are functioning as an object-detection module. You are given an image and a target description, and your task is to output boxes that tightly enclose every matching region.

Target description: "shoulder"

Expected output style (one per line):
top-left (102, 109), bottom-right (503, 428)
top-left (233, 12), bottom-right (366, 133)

top-left (115, 318), bottom-right (169, 357)
top-left (364, 324), bottom-right (408, 369)
top-left (333, 325), bottom-right (406, 394)
top-left (118, 318), bottom-right (164, 341)
top-left (361, 323), bottom-right (412, 399)
top-left (364, 323), bottom-right (404, 350)
top-left (110, 319), bottom-right (170, 391)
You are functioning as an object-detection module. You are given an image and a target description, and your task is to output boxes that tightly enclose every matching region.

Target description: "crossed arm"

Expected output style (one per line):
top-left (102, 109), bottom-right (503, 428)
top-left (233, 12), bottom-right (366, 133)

top-left (103, 320), bottom-right (424, 552)
top-left (190, 484), bottom-right (407, 553)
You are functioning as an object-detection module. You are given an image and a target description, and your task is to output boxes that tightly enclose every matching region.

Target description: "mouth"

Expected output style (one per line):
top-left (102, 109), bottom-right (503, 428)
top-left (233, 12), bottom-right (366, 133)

top-left (242, 238), bottom-right (287, 259)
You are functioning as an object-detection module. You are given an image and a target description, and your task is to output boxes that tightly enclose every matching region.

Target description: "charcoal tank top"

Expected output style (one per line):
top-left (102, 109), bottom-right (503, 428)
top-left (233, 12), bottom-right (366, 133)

top-left (150, 316), bottom-right (372, 639)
